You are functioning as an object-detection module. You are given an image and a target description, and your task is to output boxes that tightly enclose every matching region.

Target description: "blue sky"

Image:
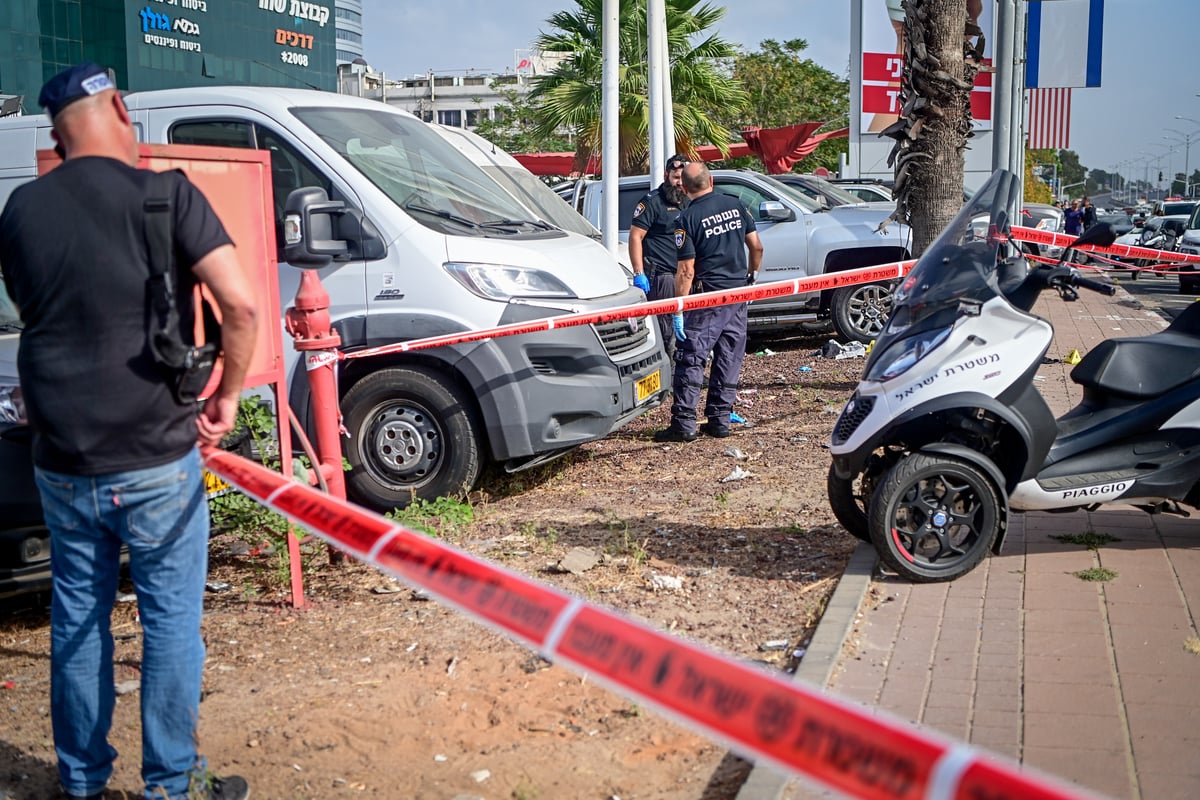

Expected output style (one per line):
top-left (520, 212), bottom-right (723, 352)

top-left (360, 1), bottom-right (1200, 184)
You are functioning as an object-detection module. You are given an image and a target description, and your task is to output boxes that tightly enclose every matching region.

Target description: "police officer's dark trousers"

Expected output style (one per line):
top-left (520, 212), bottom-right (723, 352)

top-left (647, 267), bottom-right (678, 353)
top-left (670, 302), bottom-right (748, 431)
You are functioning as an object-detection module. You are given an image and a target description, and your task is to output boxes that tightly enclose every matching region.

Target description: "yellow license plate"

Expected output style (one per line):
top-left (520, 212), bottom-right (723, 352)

top-left (204, 469), bottom-right (233, 499)
top-left (635, 370), bottom-right (661, 404)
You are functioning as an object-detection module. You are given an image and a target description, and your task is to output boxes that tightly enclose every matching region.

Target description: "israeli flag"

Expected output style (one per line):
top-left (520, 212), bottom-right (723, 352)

top-left (1025, 0), bottom-right (1104, 89)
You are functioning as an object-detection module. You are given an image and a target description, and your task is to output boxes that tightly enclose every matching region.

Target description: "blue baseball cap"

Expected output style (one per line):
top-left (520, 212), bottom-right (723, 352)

top-left (38, 62), bottom-right (117, 119)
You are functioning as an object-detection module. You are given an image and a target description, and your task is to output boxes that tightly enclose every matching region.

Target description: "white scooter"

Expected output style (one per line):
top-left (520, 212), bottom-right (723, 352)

top-left (827, 169), bottom-right (1200, 582)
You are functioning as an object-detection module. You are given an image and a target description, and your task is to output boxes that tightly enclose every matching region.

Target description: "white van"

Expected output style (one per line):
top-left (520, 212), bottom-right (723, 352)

top-left (0, 87), bottom-right (669, 511)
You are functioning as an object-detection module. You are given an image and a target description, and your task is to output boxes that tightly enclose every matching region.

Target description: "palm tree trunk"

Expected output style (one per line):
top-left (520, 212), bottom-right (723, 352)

top-left (887, 0), bottom-right (981, 256)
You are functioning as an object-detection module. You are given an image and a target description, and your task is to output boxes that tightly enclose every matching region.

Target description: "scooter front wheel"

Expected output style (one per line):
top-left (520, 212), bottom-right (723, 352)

top-left (869, 453), bottom-right (1002, 582)
top-left (827, 465), bottom-right (870, 542)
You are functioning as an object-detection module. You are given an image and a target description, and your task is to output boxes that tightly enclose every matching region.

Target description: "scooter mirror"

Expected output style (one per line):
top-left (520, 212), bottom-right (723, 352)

top-left (1074, 222), bottom-right (1117, 249)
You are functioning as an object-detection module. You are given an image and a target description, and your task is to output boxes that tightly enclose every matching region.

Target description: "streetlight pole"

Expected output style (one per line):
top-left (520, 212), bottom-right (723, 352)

top-left (1170, 116), bottom-right (1200, 196)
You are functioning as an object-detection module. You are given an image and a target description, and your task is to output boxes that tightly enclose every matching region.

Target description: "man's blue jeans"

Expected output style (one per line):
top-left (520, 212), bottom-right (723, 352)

top-left (36, 448), bottom-right (209, 800)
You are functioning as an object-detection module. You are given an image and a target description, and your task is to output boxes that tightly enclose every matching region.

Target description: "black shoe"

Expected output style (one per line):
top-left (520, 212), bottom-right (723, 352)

top-left (653, 426), bottom-right (697, 443)
top-left (199, 775), bottom-right (250, 800)
top-left (699, 422), bottom-right (731, 438)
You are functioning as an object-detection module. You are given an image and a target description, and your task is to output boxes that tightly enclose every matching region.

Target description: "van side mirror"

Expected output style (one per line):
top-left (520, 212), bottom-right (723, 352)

top-left (283, 187), bottom-right (348, 269)
top-left (282, 187), bottom-right (387, 268)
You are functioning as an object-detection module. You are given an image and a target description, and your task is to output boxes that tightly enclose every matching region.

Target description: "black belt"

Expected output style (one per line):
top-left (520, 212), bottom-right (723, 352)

top-left (646, 262), bottom-right (676, 277)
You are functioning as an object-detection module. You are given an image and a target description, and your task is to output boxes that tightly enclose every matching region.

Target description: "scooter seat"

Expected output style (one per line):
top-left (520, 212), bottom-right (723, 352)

top-left (1071, 303), bottom-right (1200, 399)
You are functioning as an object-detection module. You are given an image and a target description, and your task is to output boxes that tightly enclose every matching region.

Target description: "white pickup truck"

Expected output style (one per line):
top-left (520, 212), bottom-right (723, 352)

top-left (557, 169), bottom-right (913, 342)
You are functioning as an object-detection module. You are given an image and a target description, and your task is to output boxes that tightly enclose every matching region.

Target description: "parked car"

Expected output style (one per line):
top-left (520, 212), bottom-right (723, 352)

top-left (831, 182), bottom-right (894, 202)
top-left (1018, 202), bottom-right (1066, 261)
top-left (0, 279), bottom-right (49, 600)
top-left (772, 173), bottom-right (869, 208)
top-left (558, 169), bottom-right (913, 342)
top-left (1113, 214), bottom-right (1190, 281)
top-left (1152, 199), bottom-right (1199, 218)
top-left (1095, 212), bottom-right (1135, 237)
top-left (1171, 204), bottom-right (1200, 293)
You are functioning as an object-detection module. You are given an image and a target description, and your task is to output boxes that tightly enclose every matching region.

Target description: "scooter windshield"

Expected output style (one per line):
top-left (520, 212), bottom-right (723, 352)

top-left (885, 170), bottom-right (1022, 334)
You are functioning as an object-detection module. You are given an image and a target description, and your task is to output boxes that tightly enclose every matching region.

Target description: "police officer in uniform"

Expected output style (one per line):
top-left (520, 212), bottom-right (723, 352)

top-left (654, 162), bottom-right (763, 442)
top-left (629, 154), bottom-right (690, 350)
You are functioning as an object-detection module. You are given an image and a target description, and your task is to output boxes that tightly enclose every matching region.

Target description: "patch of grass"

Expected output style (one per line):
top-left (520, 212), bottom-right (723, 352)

top-left (511, 783), bottom-right (539, 800)
top-left (1073, 566), bottom-right (1118, 582)
top-left (617, 703), bottom-right (642, 718)
top-left (386, 496), bottom-right (475, 539)
top-left (714, 491), bottom-right (729, 507)
top-left (1184, 637), bottom-right (1200, 656)
top-left (1051, 531), bottom-right (1121, 549)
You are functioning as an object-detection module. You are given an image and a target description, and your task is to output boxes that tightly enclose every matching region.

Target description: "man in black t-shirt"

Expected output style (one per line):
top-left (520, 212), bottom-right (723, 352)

top-left (629, 154), bottom-right (690, 350)
top-left (0, 63), bottom-right (257, 800)
top-left (654, 162), bottom-right (763, 442)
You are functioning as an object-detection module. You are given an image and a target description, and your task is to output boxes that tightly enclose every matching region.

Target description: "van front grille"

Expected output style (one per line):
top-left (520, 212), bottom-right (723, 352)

top-left (593, 316), bottom-right (651, 358)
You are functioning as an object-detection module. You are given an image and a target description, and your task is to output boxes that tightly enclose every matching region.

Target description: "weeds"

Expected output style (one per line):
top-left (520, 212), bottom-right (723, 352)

top-left (1073, 566), bottom-right (1117, 582)
top-left (386, 496), bottom-right (475, 539)
top-left (1184, 637), bottom-right (1200, 656)
top-left (1051, 531), bottom-right (1121, 549)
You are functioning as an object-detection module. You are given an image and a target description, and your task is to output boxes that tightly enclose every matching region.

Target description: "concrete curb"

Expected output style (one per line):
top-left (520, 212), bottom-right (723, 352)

top-left (734, 540), bottom-right (877, 800)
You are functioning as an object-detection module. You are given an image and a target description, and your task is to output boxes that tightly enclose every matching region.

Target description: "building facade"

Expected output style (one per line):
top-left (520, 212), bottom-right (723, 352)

top-left (334, 0), bottom-right (362, 66)
top-left (0, 0), bottom-right (337, 116)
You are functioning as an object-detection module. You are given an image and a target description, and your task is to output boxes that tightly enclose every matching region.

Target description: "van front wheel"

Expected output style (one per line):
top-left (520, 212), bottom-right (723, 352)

top-left (341, 367), bottom-right (483, 512)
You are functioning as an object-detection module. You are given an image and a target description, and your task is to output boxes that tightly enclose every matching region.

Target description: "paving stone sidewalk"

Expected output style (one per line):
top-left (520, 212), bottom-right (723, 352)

top-left (740, 286), bottom-right (1200, 800)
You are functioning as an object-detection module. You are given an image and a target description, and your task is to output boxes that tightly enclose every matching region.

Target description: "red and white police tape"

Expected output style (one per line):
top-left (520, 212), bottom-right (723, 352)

top-left (1010, 225), bottom-right (1200, 265)
top-left (202, 447), bottom-right (1106, 800)
top-left (340, 230), bottom-right (1189, 363)
top-left (341, 262), bottom-right (914, 361)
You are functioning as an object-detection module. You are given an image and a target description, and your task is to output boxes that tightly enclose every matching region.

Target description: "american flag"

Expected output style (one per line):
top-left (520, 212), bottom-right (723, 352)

top-left (1026, 88), bottom-right (1072, 150)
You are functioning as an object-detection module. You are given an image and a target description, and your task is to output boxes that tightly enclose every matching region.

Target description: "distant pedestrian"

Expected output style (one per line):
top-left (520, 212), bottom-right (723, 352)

top-left (1064, 199), bottom-right (1084, 236)
top-left (628, 154), bottom-right (690, 351)
top-left (1081, 196), bottom-right (1097, 230)
top-left (654, 162), bottom-right (763, 442)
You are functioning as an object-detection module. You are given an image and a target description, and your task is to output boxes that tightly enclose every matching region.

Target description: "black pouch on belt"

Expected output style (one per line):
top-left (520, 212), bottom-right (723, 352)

top-left (143, 170), bottom-right (221, 405)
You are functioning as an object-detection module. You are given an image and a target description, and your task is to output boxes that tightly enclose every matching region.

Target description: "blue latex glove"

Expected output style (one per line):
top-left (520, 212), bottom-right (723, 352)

top-left (672, 313), bottom-right (686, 343)
top-left (633, 273), bottom-right (651, 293)
top-left (730, 411), bottom-right (746, 424)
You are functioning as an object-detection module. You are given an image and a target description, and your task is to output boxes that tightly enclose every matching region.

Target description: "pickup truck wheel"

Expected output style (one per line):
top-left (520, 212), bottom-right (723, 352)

top-left (831, 282), bottom-right (894, 344)
top-left (341, 367), bottom-right (483, 512)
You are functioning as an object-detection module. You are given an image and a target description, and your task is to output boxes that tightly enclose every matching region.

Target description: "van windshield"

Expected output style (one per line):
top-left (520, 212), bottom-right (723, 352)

top-left (292, 107), bottom-right (550, 236)
top-left (483, 166), bottom-right (600, 237)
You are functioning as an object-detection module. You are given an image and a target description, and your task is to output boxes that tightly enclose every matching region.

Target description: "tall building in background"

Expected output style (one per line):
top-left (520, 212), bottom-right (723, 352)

top-left (0, 1), bottom-right (337, 116)
top-left (334, 0), bottom-right (363, 65)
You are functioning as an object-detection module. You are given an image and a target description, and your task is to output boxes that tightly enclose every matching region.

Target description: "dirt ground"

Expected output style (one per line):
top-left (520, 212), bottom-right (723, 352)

top-left (0, 331), bottom-right (864, 800)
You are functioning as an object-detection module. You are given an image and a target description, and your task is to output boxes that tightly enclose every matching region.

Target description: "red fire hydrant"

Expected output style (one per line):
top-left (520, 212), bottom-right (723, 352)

top-left (285, 270), bottom-right (347, 504)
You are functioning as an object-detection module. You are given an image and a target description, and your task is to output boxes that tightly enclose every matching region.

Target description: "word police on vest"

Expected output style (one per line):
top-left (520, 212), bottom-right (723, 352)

top-left (701, 208), bottom-right (744, 238)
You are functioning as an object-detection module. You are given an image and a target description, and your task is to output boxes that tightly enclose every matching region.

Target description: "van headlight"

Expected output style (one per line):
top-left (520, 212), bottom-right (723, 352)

top-left (443, 262), bottom-right (575, 301)
top-left (0, 383), bottom-right (25, 424)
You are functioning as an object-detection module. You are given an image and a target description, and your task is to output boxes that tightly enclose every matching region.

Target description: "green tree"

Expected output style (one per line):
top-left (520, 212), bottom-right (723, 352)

top-left (471, 83), bottom-right (572, 155)
top-left (716, 38), bottom-right (849, 174)
top-left (1056, 149), bottom-right (1086, 196)
top-left (1024, 151), bottom-right (1052, 204)
top-left (530, 0), bottom-right (748, 175)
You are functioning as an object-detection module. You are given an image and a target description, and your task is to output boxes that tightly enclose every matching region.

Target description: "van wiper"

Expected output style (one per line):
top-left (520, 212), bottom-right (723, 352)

top-left (479, 218), bottom-right (555, 232)
top-left (403, 202), bottom-right (480, 229)
top-left (0, 322), bottom-right (22, 333)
